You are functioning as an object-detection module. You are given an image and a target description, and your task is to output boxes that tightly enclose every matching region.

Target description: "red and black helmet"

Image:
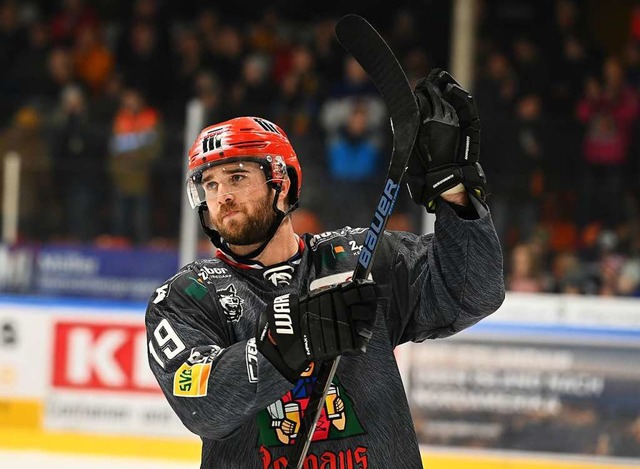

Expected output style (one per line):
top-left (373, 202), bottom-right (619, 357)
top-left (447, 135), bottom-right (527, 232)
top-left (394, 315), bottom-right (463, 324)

top-left (186, 116), bottom-right (302, 208)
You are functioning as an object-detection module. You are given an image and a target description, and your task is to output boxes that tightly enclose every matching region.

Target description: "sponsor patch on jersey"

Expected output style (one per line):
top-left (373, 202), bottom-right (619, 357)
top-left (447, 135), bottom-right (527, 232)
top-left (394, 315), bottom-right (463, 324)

top-left (216, 284), bottom-right (244, 322)
top-left (320, 243), bottom-right (350, 269)
top-left (185, 277), bottom-right (208, 300)
top-left (197, 265), bottom-right (231, 284)
top-left (257, 372), bottom-right (366, 448)
top-left (173, 362), bottom-right (211, 397)
top-left (172, 345), bottom-right (222, 397)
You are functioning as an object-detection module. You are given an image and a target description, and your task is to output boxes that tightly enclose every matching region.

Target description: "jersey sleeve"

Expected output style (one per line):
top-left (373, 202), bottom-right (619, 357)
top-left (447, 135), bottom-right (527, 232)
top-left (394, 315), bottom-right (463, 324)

top-left (145, 268), bottom-right (292, 440)
top-left (382, 197), bottom-right (505, 346)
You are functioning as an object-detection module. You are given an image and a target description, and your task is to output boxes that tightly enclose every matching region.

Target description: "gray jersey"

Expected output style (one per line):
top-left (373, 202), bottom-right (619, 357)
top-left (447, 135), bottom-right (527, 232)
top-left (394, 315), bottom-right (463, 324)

top-left (145, 201), bottom-right (505, 468)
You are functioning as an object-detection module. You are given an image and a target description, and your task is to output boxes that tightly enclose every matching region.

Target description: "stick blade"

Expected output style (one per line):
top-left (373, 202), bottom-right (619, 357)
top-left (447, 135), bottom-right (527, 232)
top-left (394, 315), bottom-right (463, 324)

top-left (335, 14), bottom-right (419, 146)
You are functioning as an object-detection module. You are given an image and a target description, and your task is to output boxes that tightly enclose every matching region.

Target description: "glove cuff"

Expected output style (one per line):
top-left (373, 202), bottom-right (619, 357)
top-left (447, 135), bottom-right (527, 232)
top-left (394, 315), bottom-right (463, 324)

top-left (256, 308), bottom-right (309, 384)
top-left (406, 163), bottom-right (487, 213)
top-left (440, 183), bottom-right (465, 196)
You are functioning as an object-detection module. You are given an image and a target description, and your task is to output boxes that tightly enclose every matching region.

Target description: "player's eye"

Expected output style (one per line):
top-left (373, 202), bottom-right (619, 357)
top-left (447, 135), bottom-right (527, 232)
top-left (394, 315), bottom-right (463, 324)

top-left (230, 174), bottom-right (245, 184)
top-left (204, 180), bottom-right (218, 191)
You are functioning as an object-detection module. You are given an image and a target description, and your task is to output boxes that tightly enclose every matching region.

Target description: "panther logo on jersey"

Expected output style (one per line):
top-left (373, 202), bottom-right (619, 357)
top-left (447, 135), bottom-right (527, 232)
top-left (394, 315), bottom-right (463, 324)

top-left (216, 284), bottom-right (244, 322)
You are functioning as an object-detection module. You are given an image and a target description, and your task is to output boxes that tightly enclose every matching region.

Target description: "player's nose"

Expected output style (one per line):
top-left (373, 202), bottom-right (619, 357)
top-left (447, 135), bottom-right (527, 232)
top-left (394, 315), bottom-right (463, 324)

top-left (216, 187), bottom-right (235, 205)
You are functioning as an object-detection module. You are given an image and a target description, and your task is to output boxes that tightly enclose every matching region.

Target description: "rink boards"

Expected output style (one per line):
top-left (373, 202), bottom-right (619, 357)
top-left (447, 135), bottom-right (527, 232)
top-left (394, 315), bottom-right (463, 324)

top-left (0, 293), bottom-right (639, 468)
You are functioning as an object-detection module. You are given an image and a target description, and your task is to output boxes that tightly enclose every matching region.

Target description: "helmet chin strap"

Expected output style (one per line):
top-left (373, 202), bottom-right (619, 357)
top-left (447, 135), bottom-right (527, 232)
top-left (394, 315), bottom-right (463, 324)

top-left (197, 184), bottom-right (299, 263)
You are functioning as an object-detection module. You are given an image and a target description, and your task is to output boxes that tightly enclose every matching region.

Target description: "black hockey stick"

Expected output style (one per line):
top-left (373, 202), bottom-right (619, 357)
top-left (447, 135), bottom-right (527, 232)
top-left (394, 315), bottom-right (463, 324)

top-left (287, 14), bottom-right (421, 469)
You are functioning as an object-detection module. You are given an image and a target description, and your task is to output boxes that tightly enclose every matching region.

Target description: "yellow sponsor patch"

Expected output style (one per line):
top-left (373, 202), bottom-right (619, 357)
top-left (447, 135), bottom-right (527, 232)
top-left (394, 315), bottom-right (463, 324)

top-left (173, 362), bottom-right (211, 397)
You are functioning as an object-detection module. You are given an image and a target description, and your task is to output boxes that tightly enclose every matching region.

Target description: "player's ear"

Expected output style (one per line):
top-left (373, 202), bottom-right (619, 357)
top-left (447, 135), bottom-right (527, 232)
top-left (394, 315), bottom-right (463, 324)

top-left (277, 178), bottom-right (291, 207)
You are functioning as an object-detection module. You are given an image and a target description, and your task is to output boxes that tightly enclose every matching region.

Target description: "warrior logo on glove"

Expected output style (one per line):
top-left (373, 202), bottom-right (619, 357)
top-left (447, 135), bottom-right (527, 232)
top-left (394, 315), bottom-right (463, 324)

top-left (257, 280), bottom-right (378, 383)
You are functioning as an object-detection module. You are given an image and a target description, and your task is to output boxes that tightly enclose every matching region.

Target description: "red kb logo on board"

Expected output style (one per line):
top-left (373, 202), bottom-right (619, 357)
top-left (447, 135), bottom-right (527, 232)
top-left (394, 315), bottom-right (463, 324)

top-left (53, 321), bottom-right (160, 393)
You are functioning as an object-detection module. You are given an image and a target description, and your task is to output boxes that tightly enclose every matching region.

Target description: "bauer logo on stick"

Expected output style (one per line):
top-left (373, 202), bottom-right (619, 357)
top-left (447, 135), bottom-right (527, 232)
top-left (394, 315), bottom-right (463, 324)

top-left (358, 178), bottom-right (399, 270)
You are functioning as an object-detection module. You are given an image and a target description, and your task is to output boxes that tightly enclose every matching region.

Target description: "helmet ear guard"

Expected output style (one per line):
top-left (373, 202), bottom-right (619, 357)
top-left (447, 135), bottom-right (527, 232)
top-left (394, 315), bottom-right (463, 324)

top-left (284, 166), bottom-right (300, 207)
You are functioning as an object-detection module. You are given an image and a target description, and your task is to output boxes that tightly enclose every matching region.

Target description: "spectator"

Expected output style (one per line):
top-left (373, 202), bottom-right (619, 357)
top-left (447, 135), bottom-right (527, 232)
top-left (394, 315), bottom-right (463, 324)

top-left (576, 57), bottom-right (640, 229)
top-left (617, 257), bottom-right (640, 296)
top-left (623, 40), bottom-right (640, 89)
top-left (507, 243), bottom-right (545, 292)
top-left (329, 55), bottom-right (379, 99)
top-left (475, 51), bottom-right (518, 247)
top-left (228, 53), bottom-right (276, 119)
top-left (204, 24), bottom-right (243, 88)
top-left (108, 87), bottom-right (161, 244)
top-left (0, 1), bottom-right (27, 124)
top-left (274, 44), bottom-right (327, 223)
top-left (0, 1), bottom-right (27, 71)
top-left (311, 18), bottom-right (344, 84)
top-left (0, 106), bottom-right (51, 240)
top-left (50, 85), bottom-right (103, 241)
top-left (195, 71), bottom-right (225, 126)
top-left (72, 25), bottom-right (114, 95)
top-left (119, 21), bottom-right (168, 108)
top-left (273, 44), bottom-right (322, 135)
top-left (122, 0), bottom-right (170, 50)
top-left (11, 20), bottom-right (53, 102)
top-left (549, 34), bottom-right (597, 116)
top-left (321, 102), bottom-right (384, 229)
top-left (49, 0), bottom-right (99, 46)
top-left (195, 7), bottom-right (219, 46)
top-left (388, 8), bottom-right (421, 59)
top-left (320, 52), bottom-right (411, 231)
top-left (491, 93), bottom-right (546, 247)
top-left (404, 48), bottom-right (431, 88)
top-left (550, 251), bottom-right (583, 293)
top-left (598, 253), bottom-right (626, 296)
top-left (92, 72), bottom-right (124, 127)
top-left (511, 35), bottom-right (548, 97)
top-left (166, 28), bottom-right (204, 117)
top-left (248, 8), bottom-right (282, 55)
top-left (42, 47), bottom-right (77, 108)
top-left (320, 57), bottom-right (386, 137)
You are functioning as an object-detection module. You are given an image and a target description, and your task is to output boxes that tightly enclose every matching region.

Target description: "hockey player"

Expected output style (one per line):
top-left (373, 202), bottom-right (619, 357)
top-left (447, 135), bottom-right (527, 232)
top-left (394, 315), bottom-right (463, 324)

top-left (146, 69), bottom-right (504, 468)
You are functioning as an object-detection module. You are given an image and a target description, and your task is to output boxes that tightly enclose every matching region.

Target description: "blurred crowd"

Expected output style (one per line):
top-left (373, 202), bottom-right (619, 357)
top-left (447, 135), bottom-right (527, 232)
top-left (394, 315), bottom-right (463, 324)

top-left (0, 0), bottom-right (639, 297)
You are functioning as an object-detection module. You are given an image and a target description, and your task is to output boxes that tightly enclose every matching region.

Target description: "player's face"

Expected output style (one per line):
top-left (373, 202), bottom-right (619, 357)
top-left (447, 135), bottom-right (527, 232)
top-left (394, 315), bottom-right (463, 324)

top-left (201, 162), bottom-right (277, 245)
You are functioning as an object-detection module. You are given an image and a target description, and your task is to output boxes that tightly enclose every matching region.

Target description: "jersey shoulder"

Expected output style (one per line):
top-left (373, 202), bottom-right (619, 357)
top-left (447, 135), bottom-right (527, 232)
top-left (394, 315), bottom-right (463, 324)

top-left (147, 258), bottom-right (232, 309)
top-left (305, 226), bottom-right (409, 257)
top-left (306, 226), bottom-right (369, 251)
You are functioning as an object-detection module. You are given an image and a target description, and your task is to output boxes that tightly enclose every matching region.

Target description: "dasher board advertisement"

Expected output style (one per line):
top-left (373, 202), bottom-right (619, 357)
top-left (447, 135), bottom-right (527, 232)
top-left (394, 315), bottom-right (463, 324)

top-left (47, 314), bottom-right (193, 438)
top-left (408, 322), bottom-right (640, 459)
top-left (0, 296), bottom-right (194, 439)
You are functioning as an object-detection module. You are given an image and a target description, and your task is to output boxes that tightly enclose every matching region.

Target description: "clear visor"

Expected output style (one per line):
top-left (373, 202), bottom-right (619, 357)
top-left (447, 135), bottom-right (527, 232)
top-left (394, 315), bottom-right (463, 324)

top-left (187, 159), bottom-right (287, 209)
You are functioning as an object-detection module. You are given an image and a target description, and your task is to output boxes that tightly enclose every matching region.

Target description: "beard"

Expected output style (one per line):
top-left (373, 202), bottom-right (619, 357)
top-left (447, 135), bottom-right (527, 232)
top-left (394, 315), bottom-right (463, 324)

top-left (213, 193), bottom-right (276, 246)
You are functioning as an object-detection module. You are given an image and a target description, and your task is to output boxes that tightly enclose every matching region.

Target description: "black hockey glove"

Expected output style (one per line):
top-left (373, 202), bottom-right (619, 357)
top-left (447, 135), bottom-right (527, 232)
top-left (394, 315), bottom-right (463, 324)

top-left (406, 68), bottom-right (487, 212)
top-left (257, 280), bottom-right (378, 383)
